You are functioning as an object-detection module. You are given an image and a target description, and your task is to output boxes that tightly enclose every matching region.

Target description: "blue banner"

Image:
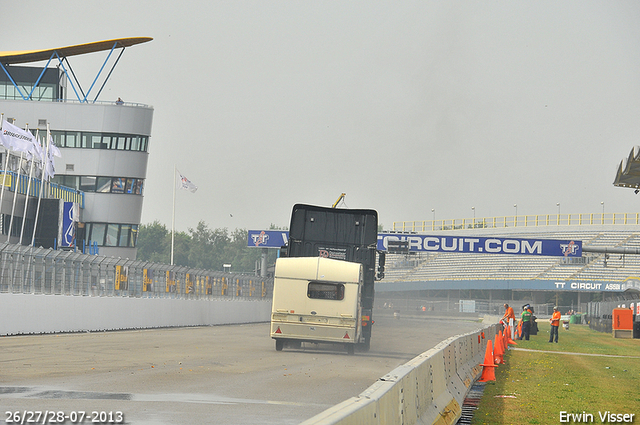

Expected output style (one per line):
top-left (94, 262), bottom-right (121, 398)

top-left (247, 230), bottom-right (582, 257)
top-left (377, 233), bottom-right (582, 257)
top-left (61, 202), bottom-right (76, 248)
top-left (247, 230), bottom-right (289, 248)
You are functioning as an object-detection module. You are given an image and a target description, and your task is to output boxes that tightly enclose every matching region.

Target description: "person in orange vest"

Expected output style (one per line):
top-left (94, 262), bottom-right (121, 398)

top-left (549, 306), bottom-right (561, 343)
top-left (502, 303), bottom-right (516, 340)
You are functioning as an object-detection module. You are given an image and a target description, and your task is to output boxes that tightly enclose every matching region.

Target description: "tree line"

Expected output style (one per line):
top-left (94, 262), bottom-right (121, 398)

top-left (136, 220), bottom-right (279, 274)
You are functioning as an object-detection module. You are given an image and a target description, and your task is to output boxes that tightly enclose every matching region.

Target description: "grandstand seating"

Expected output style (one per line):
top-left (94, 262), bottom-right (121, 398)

top-left (382, 230), bottom-right (640, 283)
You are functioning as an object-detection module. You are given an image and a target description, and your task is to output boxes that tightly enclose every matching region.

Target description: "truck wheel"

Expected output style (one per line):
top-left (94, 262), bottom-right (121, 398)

top-left (275, 340), bottom-right (284, 351)
top-left (346, 344), bottom-right (355, 355)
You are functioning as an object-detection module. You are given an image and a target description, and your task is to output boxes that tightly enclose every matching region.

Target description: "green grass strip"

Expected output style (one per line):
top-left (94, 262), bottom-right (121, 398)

top-left (472, 322), bottom-right (640, 425)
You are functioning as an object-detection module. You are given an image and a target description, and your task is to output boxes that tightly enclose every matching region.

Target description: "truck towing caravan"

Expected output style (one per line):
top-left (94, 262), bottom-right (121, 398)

top-left (270, 204), bottom-right (384, 353)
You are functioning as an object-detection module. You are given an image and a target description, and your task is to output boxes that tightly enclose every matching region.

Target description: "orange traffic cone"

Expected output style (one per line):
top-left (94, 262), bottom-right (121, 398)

top-left (499, 329), bottom-right (507, 352)
top-left (478, 339), bottom-right (497, 382)
top-left (494, 334), bottom-right (504, 364)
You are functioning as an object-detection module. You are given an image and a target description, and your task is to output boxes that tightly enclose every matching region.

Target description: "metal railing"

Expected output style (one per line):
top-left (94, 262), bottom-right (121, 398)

top-left (392, 213), bottom-right (640, 232)
top-left (52, 98), bottom-right (152, 108)
top-left (1, 170), bottom-right (84, 207)
top-left (0, 243), bottom-right (273, 300)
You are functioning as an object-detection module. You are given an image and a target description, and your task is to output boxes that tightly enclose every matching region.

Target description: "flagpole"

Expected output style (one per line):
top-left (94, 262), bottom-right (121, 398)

top-left (19, 130), bottom-right (38, 245)
top-left (171, 165), bottom-right (176, 265)
top-left (7, 121), bottom-right (29, 244)
top-left (0, 115), bottom-right (5, 290)
top-left (7, 149), bottom-right (24, 243)
top-left (0, 114), bottom-right (10, 238)
top-left (31, 124), bottom-right (51, 247)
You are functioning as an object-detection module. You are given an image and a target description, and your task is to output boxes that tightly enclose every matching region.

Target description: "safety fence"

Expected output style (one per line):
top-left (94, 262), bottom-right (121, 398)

top-left (376, 297), bottom-right (558, 317)
top-left (301, 323), bottom-right (499, 425)
top-left (392, 212), bottom-right (640, 233)
top-left (0, 242), bottom-right (273, 300)
top-left (586, 298), bottom-right (640, 334)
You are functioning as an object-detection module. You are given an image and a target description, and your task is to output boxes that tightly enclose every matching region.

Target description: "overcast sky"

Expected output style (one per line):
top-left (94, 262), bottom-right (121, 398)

top-left (4, 1), bottom-right (640, 232)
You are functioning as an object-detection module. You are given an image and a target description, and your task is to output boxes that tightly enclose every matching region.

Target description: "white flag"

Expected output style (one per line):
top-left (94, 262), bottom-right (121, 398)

top-left (48, 140), bottom-right (62, 158)
top-left (0, 120), bottom-right (37, 153)
top-left (177, 170), bottom-right (197, 193)
top-left (31, 133), bottom-right (44, 163)
top-left (43, 133), bottom-right (62, 181)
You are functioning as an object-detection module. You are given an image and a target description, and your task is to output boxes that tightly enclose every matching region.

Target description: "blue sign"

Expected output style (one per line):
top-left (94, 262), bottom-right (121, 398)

top-left (61, 202), bottom-right (76, 248)
top-left (247, 230), bottom-right (289, 248)
top-left (377, 234), bottom-right (582, 257)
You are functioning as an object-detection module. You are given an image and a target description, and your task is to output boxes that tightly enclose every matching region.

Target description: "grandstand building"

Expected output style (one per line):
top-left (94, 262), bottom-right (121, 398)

top-left (379, 213), bottom-right (640, 315)
top-left (0, 38), bottom-right (153, 258)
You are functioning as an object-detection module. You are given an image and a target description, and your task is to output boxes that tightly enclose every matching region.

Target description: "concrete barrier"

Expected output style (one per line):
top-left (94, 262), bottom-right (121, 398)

top-left (0, 293), bottom-right (272, 335)
top-left (301, 324), bottom-right (498, 425)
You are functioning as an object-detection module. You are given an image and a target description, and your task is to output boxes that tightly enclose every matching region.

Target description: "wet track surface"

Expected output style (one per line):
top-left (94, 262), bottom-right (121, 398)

top-left (0, 313), bottom-right (485, 424)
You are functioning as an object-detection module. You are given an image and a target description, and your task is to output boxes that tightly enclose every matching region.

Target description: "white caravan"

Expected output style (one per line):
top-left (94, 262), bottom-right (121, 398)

top-left (270, 256), bottom-right (363, 354)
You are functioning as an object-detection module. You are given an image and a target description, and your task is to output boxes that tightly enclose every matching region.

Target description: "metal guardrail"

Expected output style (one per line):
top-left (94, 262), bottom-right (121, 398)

top-left (392, 213), bottom-right (640, 232)
top-left (0, 243), bottom-right (273, 300)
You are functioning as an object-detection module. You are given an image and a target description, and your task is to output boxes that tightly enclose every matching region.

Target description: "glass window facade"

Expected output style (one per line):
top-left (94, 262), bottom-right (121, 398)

top-left (0, 65), bottom-right (62, 101)
top-left (85, 223), bottom-right (138, 248)
top-left (52, 175), bottom-right (144, 195)
top-left (51, 131), bottom-right (148, 152)
top-left (0, 82), bottom-right (58, 101)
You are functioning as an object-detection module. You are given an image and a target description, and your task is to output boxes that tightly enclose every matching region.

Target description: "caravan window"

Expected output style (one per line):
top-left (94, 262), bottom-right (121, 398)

top-left (307, 282), bottom-right (344, 300)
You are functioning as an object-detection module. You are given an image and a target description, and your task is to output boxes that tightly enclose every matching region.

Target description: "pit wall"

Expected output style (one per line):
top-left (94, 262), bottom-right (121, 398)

top-left (301, 323), bottom-right (499, 425)
top-left (0, 293), bottom-right (272, 335)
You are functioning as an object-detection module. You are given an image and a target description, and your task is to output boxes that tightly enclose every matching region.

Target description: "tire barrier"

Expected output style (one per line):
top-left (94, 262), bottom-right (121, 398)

top-left (301, 324), bottom-right (499, 425)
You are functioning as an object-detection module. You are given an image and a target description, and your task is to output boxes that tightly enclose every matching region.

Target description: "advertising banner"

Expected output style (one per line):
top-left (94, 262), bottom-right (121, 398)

top-left (60, 202), bottom-right (78, 248)
top-left (115, 265), bottom-right (129, 291)
top-left (247, 230), bottom-right (582, 257)
top-left (247, 230), bottom-right (289, 248)
top-left (377, 234), bottom-right (582, 257)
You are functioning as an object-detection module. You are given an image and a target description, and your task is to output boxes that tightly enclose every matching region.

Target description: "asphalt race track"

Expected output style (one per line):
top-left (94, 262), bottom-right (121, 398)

top-left (0, 313), bottom-right (485, 424)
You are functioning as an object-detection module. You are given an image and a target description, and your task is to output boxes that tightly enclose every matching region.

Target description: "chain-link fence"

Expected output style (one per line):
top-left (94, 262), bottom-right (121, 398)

top-left (0, 242), bottom-right (273, 300)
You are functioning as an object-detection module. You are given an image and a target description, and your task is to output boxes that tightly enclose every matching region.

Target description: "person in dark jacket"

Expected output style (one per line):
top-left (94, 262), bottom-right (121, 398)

top-left (520, 305), bottom-right (533, 340)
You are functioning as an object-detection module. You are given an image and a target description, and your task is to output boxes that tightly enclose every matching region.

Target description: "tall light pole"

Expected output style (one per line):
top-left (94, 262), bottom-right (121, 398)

top-left (601, 201), bottom-right (605, 224)
top-left (472, 206), bottom-right (475, 220)
top-left (557, 203), bottom-right (560, 215)
top-left (514, 204), bottom-right (517, 216)
top-left (432, 208), bottom-right (435, 221)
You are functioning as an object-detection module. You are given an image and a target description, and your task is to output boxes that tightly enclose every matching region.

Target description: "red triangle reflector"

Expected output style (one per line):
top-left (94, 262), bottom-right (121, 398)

top-left (275, 327), bottom-right (282, 334)
top-left (343, 332), bottom-right (350, 339)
